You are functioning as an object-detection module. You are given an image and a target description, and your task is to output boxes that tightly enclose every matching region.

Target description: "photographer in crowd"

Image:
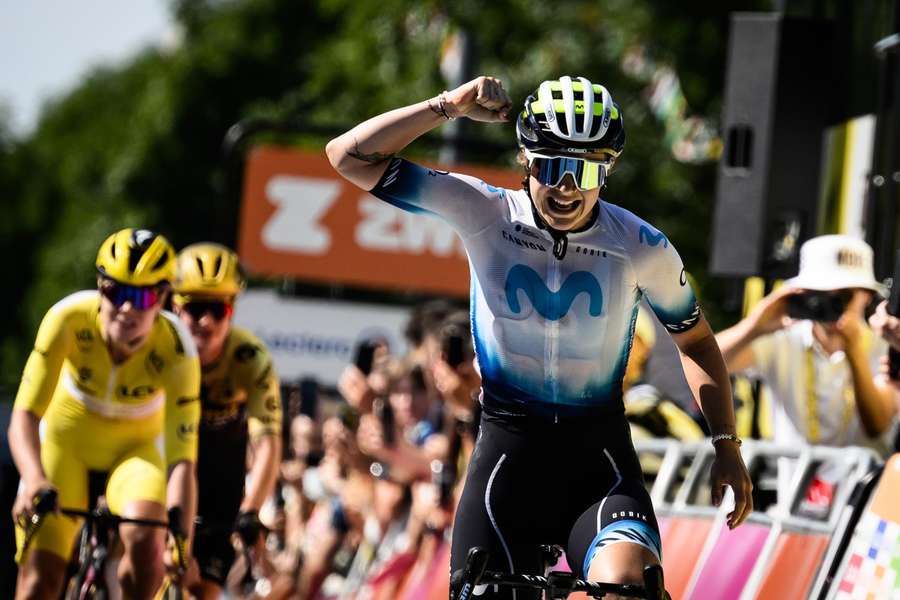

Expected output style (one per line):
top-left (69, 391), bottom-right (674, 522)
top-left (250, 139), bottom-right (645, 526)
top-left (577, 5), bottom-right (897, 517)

top-left (715, 235), bottom-right (898, 504)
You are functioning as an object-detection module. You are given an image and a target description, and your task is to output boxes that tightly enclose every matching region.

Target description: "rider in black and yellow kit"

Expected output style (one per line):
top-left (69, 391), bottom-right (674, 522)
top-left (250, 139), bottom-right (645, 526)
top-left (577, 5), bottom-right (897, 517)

top-left (171, 243), bottom-right (282, 599)
top-left (9, 228), bottom-right (201, 600)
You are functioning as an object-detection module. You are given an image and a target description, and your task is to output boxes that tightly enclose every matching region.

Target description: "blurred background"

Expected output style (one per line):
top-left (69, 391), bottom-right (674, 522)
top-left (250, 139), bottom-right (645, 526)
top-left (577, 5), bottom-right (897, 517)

top-left (0, 0), bottom-right (898, 393)
top-left (3, 0), bottom-right (900, 597)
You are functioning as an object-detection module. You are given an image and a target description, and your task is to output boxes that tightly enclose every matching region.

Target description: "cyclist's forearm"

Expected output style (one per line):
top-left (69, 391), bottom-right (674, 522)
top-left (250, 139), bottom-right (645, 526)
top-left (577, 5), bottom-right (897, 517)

top-left (167, 460), bottom-right (197, 545)
top-left (8, 409), bottom-right (48, 487)
top-left (242, 434), bottom-right (282, 512)
top-left (326, 98), bottom-right (448, 190)
top-left (676, 324), bottom-right (738, 436)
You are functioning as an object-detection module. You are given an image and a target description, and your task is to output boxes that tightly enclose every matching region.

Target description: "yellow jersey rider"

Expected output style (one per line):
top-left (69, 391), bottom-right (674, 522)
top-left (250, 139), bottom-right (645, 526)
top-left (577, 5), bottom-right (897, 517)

top-left (171, 243), bottom-right (282, 599)
top-left (8, 228), bottom-right (201, 600)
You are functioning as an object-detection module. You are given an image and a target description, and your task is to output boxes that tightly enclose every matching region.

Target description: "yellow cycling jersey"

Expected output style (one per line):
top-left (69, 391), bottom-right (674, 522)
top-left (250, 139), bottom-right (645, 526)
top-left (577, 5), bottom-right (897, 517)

top-left (198, 326), bottom-right (281, 440)
top-left (195, 327), bottom-right (281, 523)
top-left (15, 290), bottom-right (201, 466)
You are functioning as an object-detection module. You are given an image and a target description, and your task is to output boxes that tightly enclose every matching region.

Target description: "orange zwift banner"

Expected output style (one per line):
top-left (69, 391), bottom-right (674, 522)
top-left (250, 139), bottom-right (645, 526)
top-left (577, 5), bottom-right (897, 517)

top-left (238, 146), bottom-right (523, 297)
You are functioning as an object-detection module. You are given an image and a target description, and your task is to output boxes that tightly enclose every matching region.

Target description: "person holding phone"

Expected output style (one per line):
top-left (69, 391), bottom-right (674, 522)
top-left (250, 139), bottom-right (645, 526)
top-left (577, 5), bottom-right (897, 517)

top-left (716, 235), bottom-right (898, 502)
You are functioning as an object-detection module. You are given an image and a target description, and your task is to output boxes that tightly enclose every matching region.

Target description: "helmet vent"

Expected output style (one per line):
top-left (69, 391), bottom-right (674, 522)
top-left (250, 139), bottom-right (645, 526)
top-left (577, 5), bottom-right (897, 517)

top-left (128, 247), bottom-right (145, 272)
top-left (152, 253), bottom-right (168, 272)
top-left (213, 255), bottom-right (223, 277)
top-left (195, 257), bottom-right (205, 277)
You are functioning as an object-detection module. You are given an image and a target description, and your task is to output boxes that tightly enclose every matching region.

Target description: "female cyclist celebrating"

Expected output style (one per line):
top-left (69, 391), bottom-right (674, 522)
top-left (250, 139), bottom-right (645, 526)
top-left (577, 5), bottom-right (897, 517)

top-left (326, 75), bottom-right (751, 599)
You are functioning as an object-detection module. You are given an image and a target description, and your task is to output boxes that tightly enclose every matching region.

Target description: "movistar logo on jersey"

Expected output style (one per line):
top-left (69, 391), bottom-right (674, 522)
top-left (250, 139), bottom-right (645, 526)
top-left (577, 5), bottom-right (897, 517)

top-left (504, 265), bottom-right (603, 321)
top-left (639, 225), bottom-right (668, 248)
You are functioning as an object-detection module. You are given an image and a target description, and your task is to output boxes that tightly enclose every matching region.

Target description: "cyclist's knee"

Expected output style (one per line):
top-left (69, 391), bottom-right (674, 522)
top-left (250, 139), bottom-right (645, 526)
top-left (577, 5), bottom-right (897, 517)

top-left (122, 527), bottom-right (164, 566)
top-left (15, 550), bottom-right (67, 600)
top-left (585, 542), bottom-right (658, 586)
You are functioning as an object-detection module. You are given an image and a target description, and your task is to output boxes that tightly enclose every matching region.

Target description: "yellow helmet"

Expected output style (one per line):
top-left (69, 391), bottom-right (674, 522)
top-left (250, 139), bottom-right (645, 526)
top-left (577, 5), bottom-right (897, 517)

top-left (95, 228), bottom-right (176, 286)
top-left (174, 243), bottom-right (245, 298)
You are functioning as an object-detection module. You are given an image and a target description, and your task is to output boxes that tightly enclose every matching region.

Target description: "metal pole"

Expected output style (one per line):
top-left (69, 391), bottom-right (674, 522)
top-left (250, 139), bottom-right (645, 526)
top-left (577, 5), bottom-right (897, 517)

top-left (439, 28), bottom-right (476, 165)
top-left (868, 2), bottom-right (900, 279)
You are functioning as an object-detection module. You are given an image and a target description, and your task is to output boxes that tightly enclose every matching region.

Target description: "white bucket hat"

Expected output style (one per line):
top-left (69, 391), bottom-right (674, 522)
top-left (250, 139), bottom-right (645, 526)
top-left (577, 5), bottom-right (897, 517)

top-left (785, 234), bottom-right (886, 295)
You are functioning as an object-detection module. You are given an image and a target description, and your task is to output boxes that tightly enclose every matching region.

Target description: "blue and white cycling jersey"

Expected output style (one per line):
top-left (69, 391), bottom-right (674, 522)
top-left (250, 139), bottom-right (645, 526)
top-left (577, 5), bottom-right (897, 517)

top-left (371, 158), bottom-right (700, 415)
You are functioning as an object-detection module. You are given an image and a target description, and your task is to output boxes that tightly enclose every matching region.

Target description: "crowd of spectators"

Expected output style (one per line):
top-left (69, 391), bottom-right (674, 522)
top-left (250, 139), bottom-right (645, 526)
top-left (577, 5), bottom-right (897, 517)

top-left (222, 299), bottom-right (480, 599)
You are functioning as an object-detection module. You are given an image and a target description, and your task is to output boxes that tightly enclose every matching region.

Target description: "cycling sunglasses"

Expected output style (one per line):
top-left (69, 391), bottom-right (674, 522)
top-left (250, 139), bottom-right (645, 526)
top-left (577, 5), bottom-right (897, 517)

top-left (180, 300), bottom-right (233, 321)
top-left (528, 154), bottom-right (608, 191)
top-left (98, 279), bottom-right (164, 310)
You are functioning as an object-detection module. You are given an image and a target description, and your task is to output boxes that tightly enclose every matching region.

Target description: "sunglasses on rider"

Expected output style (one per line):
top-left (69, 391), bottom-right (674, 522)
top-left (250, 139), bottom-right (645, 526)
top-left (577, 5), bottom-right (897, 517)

top-left (180, 300), bottom-right (233, 321)
top-left (528, 153), bottom-right (608, 191)
top-left (98, 279), bottom-right (164, 310)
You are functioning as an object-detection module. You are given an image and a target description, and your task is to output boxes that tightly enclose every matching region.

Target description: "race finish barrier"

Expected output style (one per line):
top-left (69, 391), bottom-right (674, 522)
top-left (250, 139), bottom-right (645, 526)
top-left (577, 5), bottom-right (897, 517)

top-left (633, 439), bottom-right (882, 600)
top-left (823, 452), bottom-right (900, 599)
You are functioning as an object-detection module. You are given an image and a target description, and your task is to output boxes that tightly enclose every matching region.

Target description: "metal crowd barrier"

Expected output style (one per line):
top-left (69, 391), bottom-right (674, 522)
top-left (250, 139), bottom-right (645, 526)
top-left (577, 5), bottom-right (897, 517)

top-left (632, 439), bottom-right (883, 600)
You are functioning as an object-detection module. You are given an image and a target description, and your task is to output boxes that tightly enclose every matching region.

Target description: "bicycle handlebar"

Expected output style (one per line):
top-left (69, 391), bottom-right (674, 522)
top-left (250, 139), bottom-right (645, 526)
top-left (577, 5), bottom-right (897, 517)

top-left (58, 507), bottom-right (169, 529)
top-left (451, 547), bottom-right (667, 600)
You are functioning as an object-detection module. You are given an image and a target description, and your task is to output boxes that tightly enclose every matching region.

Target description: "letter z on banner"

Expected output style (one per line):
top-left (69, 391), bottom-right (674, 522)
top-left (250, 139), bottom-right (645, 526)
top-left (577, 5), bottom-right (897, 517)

top-left (239, 146), bottom-right (522, 296)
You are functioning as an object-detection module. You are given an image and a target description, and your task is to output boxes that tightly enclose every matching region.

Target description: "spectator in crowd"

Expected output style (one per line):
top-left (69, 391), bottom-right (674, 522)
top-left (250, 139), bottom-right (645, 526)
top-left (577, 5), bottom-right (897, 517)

top-left (276, 414), bottom-right (323, 569)
top-left (403, 299), bottom-right (460, 370)
top-left (868, 291), bottom-right (900, 452)
top-left (869, 299), bottom-right (900, 352)
top-left (715, 235), bottom-right (898, 505)
top-left (171, 243), bottom-right (283, 600)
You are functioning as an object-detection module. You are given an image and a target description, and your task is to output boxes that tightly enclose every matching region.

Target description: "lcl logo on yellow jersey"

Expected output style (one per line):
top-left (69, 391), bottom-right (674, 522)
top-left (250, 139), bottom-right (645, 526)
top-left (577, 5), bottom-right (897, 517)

top-left (119, 384), bottom-right (155, 398)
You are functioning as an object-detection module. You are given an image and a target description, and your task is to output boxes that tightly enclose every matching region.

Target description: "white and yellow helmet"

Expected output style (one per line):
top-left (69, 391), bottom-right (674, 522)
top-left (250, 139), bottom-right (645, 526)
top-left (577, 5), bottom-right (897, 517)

top-left (516, 75), bottom-right (625, 161)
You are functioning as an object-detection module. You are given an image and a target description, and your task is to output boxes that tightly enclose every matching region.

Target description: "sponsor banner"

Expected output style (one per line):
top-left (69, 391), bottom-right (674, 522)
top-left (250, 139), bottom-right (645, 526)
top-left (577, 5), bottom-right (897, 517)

top-left (238, 145), bottom-right (523, 296)
top-left (233, 289), bottom-right (410, 385)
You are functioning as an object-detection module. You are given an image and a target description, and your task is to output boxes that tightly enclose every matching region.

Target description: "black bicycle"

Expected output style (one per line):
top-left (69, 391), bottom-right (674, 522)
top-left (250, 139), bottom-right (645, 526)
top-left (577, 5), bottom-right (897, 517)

top-left (18, 488), bottom-right (185, 600)
top-left (451, 546), bottom-right (669, 600)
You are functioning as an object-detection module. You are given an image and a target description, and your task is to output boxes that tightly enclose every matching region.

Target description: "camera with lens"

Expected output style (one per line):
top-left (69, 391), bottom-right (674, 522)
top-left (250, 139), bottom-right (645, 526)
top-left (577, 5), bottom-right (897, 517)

top-left (786, 290), bottom-right (852, 323)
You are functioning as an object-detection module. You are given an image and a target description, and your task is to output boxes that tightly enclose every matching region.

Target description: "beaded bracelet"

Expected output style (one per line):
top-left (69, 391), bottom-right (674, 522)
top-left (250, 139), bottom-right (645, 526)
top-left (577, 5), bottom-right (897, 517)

top-left (711, 433), bottom-right (742, 446)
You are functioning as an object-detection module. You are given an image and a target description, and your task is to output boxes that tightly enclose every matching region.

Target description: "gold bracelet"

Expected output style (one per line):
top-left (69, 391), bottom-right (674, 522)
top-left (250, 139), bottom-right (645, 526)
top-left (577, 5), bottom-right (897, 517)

top-left (711, 433), bottom-right (742, 446)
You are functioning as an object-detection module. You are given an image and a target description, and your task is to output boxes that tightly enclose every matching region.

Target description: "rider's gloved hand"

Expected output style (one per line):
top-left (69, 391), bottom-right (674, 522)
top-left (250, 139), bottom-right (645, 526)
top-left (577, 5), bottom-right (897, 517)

top-left (165, 506), bottom-right (189, 577)
top-left (13, 482), bottom-right (58, 528)
top-left (235, 510), bottom-right (263, 548)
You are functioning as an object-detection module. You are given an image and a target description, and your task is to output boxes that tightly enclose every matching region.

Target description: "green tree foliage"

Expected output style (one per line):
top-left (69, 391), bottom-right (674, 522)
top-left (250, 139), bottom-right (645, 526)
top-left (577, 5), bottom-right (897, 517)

top-left (1, 0), bottom-right (767, 388)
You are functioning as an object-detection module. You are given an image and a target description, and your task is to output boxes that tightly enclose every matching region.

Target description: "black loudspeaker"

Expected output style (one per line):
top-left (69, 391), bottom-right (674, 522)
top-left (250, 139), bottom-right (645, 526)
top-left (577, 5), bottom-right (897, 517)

top-left (710, 14), bottom-right (839, 278)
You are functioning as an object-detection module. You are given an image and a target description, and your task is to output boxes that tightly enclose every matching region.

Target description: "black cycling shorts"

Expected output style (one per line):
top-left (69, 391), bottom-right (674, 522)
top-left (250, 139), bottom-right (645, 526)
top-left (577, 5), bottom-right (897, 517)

top-left (450, 407), bottom-right (660, 599)
top-left (193, 523), bottom-right (236, 587)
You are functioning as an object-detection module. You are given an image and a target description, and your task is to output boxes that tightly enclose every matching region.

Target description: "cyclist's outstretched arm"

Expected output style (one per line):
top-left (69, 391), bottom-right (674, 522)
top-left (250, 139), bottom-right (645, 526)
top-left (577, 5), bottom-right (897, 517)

top-left (671, 315), bottom-right (753, 529)
top-left (9, 302), bottom-right (72, 517)
top-left (243, 434), bottom-right (282, 512)
top-left (325, 76), bottom-right (511, 191)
